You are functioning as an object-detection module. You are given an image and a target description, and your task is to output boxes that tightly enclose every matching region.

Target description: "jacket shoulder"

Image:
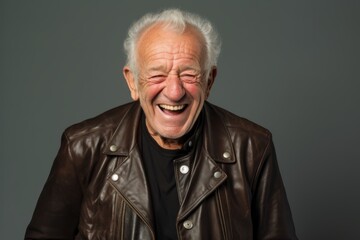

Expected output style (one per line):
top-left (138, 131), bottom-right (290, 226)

top-left (205, 102), bottom-right (271, 140)
top-left (63, 102), bottom-right (136, 141)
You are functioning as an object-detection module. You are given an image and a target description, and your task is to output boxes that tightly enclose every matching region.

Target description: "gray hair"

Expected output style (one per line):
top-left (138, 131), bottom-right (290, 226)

top-left (123, 9), bottom-right (221, 79)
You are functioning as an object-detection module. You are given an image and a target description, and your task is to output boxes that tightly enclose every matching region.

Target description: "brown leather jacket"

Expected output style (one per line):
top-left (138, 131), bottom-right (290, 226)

top-left (25, 101), bottom-right (297, 240)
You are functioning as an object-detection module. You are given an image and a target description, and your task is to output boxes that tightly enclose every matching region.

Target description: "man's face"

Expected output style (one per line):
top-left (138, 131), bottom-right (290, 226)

top-left (124, 25), bottom-right (216, 148)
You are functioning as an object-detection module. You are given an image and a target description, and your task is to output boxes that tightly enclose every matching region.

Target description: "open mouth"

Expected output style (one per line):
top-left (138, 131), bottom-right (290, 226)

top-left (158, 104), bottom-right (187, 113)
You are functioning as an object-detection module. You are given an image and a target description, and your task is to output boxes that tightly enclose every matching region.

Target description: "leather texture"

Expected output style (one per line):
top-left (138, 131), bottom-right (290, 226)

top-left (25, 101), bottom-right (298, 239)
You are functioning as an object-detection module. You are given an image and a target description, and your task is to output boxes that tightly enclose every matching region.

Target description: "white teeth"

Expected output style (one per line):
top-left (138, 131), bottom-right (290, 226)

top-left (159, 104), bottom-right (185, 111)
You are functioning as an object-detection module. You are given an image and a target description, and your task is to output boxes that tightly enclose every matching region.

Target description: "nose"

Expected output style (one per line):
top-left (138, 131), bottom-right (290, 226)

top-left (163, 74), bottom-right (185, 101)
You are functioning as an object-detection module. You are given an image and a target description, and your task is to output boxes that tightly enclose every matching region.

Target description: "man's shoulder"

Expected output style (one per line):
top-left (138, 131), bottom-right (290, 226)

top-left (205, 102), bottom-right (271, 139)
top-left (63, 101), bottom-right (138, 142)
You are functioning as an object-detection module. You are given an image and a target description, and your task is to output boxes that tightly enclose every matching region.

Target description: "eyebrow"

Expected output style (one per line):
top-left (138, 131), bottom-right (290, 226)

top-left (147, 65), bottom-right (167, 72)
top-left (147, 65), bottom-right (201, 73)
top-left (179, 65), bottom-right (201, 72)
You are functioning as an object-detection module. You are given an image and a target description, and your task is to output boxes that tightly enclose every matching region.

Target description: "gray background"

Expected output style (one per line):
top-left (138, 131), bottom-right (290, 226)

top-left (1, 0), bottom-right (359, 239)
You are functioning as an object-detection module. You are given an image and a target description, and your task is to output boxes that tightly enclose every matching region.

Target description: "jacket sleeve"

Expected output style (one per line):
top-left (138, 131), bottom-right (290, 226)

top-left (251, 136), bottom-right (298, 240)
top-left (25, 132), bottom-right (82, 239)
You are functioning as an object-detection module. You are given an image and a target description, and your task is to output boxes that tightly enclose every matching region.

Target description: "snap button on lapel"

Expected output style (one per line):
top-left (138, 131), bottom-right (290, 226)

top-left (214, 171), bottom-right (222, 179)
top-left (183, 220), bottom-right (193, 229)
top-left (180, 165), bottom-right (189, 174)
top-left (109, 145), bottom-right (118, 152)
top-left (111, 174), bottom-right (119, 181)
top-left (222, 151), bottom-right (230, 159)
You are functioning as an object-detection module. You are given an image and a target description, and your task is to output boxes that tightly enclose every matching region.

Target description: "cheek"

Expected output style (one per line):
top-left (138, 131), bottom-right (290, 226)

top-left (185, 84), bottom-right (207, 100)
top-left (138, 85), bottom-right (163, 104)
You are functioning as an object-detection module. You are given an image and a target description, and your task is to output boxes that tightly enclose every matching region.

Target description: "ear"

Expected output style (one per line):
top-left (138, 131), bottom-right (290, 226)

top-left (123, 66), bottom-right (139, 100)
top-left (205, 66), bottom-right (217, 99)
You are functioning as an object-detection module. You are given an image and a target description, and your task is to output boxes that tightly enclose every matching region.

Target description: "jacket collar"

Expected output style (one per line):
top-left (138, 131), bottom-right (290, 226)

top-left (203, 102), bottom-right (236, 163)
top-left (103, 102), bottom-right (142, 156)
top-left (104, 101), bottom-right (236, 164)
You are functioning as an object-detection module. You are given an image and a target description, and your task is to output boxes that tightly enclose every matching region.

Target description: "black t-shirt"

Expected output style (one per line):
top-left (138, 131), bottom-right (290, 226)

top-left (140, 115), bottom-right (198, 240)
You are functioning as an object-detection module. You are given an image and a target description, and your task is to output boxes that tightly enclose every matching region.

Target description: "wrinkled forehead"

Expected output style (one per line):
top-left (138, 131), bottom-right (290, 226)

top-left (136, 23), bottom-right (207, 66)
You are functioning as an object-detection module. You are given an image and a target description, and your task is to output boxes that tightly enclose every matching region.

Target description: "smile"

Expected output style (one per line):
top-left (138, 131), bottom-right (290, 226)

top-left (159, 104), bottom-right (187, 112)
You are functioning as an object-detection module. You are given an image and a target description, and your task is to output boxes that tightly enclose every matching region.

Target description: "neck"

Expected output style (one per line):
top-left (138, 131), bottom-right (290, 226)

top-left (143, 111), bottom-right (202, 150)
top-left (150, 133), bottom-right (187, 150)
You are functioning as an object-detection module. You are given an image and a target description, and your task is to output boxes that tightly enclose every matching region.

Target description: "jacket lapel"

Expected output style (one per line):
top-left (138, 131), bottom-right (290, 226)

top-left (103, 102), bottom-right (155, 232)
top-left (177, 149), bottom-right (227, 221)
top-left (108, 145), bottom-right (155, 232)
top-left (177, 102), bottom-right (236, 220)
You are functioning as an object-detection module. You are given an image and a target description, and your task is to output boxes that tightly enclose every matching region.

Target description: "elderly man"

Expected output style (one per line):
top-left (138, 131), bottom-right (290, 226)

top-left (25, 9), bottom-right (297, 240)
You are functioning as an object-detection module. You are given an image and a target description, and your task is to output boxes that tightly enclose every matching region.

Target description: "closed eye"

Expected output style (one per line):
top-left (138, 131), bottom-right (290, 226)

top-left (180, 74), bottom-right (200, 83)
top-left (148, 75), bottom-right (167, 83)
